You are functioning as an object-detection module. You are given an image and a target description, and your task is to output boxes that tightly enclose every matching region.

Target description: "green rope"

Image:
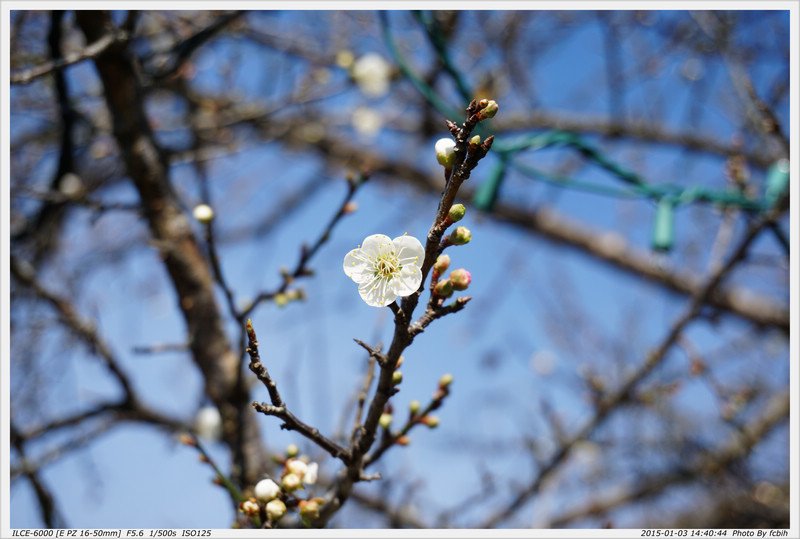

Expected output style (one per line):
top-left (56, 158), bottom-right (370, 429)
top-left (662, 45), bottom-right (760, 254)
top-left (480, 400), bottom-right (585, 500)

top-left (380, 11), bottom-right (773, 220)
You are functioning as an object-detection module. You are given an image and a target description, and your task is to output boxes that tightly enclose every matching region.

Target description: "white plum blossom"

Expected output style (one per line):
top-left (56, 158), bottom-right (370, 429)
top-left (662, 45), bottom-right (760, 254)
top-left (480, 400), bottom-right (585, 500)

top-left (351, 53), bottom-right (392, 98)
top-left (343, 234), bottom-right (424, 307)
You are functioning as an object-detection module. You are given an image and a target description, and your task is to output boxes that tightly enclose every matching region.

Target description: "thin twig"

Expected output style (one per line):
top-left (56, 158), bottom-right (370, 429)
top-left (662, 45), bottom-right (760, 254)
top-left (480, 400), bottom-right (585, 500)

top-left (241, 175), bottom-right (366, 320)
top-left (245, 321), bottom-right (351, 463)
top-left (11, 30), bottom-right (127, 85)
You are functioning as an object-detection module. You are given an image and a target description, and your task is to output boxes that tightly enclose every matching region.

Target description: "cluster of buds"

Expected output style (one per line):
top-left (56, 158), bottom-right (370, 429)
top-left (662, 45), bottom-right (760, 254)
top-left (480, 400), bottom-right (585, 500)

top-left (274, 288), bottom-right (306, 308)
top-left (280, 457), bottom-right (319, 492)
top-left (433, 268), bottom-right (471, 299)
top-left (240, 493), bottom-right (287, 523)
top-left (240, 446), bottom-right (322, 525)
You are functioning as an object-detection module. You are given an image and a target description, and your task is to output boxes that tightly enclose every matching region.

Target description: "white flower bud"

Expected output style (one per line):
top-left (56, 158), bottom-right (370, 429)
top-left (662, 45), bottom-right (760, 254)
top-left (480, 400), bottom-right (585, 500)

top-left (435, 138), bottom-right (457, 168)
top-left (266, 499), bottom-right (287, 521)
top-left (194, 406), bottom-right (222, 442)
top-left (192, 204), bottom-right (215, 223)
top-left (281, 472), bottom-right (302, 491)
top-left (286, 458), bottom-right (308, 478)
top-left (254, 478), bottom-right (281, 502)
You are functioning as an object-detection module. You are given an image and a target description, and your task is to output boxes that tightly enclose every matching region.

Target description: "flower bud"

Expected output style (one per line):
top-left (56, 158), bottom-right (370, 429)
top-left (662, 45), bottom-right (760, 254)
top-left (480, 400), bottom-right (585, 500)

top-left (448, 204), bottom-right (466, 223)
top-left (409, 400), bottom-right (421, 415)
top-left (379, 412), bottom-right (393, 429)
top-left (240, 498), bottom-right (260, 517)
top-left (469, 135), bottom-right (481, 146)
top-left (274, 293), bottom-right (289, 307)
top-left (286, 459), bottom-right (308, 478)
top-left (343, 201), bottom-right (358, 214)
top-left (299, 499), bottom-right (321, 521)
top-left (434, 279), bottom-right (453, 298)
top-left (449, 268), bottom-right (472, 291)
top-left (335, 49), bottom-right (354, 69)
top-left (421, 415), bottom-right (440, 429)
top-left (435, 138), bottom-right (457, 168)
top-left (433, 254), bottom-right (451, 275)
top-left (254, 478), bottom-right (281, 502)
top-left (392, 370), bottom-right (403, 385)
top-left (438, 373), bottom-right (454, 388)
top-left (477, 100), bottom-right (499, 120)
top-left (281, 472), bottom-right (302, 491)
top-left (195, 405), bottom-right (222, 442)
top-left (192, 204), bottom-right (215, 223)
top-left (449, 226), bottom-right (472, 245)
top-left (395, 435), bottom-right (410, 446)
top-left (178, 433), bottom-right (196, 447)
top-left (266, 499), bottom-right (287, 521)
top-left (285, 444), bottom-right (299, 458)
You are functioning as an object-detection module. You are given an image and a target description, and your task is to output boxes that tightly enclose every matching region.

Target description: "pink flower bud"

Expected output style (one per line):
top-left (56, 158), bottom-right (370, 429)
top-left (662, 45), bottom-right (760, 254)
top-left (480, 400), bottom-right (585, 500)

top-left (449, 269), bottom-right (471, 291)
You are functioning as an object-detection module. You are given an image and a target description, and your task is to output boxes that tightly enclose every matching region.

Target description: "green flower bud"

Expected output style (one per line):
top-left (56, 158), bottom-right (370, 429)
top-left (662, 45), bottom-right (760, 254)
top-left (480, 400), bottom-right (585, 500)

top-left (392, 370), bottom-right (403, 385)
top-left (438, 373), bottom-right (454, 388)
top-left (448, 204), bottom-right (466, 223)
top-left (478, 100), bottom-right (499, 120)
top-left (421, 415), bottom-right (440, 429)
top-left (299, 499), bottom-right (321, 521)
top-left (434, 279), bottom-right (454, 298)
top-left (449, 226), bottom-right (472, 245)
top-left (409, 400), bottom-right (421, 415)
top-left (285, 444), bottom-right (299, 458)
top-left (379, 413), bottom-right (393, 429)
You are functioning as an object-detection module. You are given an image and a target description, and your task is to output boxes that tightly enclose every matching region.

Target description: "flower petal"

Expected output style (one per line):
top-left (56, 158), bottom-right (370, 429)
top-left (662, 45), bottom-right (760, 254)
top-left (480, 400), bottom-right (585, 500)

top-left (360, 234), bottom-right (393, 258)
top-left (359, 276), bottom-right (397, 307)
top-left (393, 235), bottom-right (424, 269)
top-left (343, 248), bottom-right (373, 283)
top-left (390, 264), bottom-right (422, 297)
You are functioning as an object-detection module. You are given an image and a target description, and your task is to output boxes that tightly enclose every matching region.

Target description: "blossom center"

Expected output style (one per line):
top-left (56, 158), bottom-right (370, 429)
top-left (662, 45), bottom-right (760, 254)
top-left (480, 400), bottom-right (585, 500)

top-left (374, 252), bottom-right (400, 279)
